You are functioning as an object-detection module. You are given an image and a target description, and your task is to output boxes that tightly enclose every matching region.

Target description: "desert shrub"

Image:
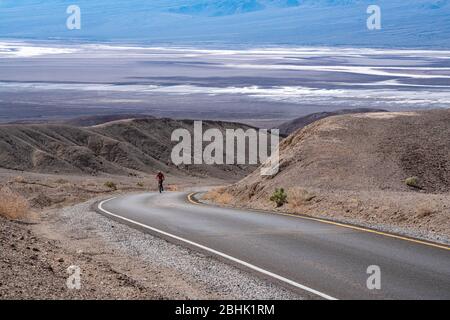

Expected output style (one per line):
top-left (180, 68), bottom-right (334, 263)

top-left (288, 187), bottom-right (316, 210)
top-left (14, 176), bottom-right (25, 183)
top-left (203, 188), bottom-right (233, 204)
top-left (104, 181), bottom-right (117, 191)
top-left (270, 188), bottom-right (287, 207)
top-left (0, 187), bottom-right (29, 219)
top-left (54, 178), bottom-right (69, 184)
top-left (167, 185), bottom-right (179, 191)
top-left (415, 203), bottom-right (438, 218)
top-left (405, 176), bottom-right (420, 188)
top-left (416, 207), bottom-right (435, 218)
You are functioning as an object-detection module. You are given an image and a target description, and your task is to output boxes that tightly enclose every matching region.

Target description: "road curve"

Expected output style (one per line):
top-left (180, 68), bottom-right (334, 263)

top-left (97, 192), bottom-right (450, 300)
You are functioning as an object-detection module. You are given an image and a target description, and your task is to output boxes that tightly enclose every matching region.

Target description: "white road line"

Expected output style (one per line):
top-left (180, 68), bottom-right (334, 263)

top-left (98, 197), bottom-right (338, 301)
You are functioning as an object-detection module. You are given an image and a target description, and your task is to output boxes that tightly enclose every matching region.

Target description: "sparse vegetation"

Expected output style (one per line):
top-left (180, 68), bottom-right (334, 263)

top-left (137, 182), bottom-right (144, 187)
top-left (287, 187), bottom-right (316, 210)
top-left (405, 176), bottom-right (420, 188)
top-left (54, 178), bottom-right (69, 184)
top-left (9, 176), bottom-right (55, 188)
top-left (0, 187), bottom-right (29, 219)
top-left (83, 180), bottom-right (96, 187)
top-left (270, 188), bottom-right (288, 207)
top-left (104, 181), bottom-right (117, 191)
top-left (166, 184), bottom-right (179, 192)
top-left (14, 176), bottom-right (25, 183)
top-left (0, 119), bottom-right (256, 180)
top-left (203, 188), bottom-right (233, 204)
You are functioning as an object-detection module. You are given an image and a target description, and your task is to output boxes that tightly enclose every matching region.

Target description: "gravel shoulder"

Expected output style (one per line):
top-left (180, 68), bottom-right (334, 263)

top-left (7, 196), bottom-right (303, 300)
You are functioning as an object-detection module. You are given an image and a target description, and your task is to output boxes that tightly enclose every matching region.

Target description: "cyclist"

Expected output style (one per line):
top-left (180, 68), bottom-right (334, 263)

top-left (156, 171), bottom-right (165, 193)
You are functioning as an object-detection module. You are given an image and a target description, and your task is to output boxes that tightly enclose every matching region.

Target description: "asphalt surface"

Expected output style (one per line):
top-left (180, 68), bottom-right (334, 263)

top-left (98, 192), bottom-right (450, 300)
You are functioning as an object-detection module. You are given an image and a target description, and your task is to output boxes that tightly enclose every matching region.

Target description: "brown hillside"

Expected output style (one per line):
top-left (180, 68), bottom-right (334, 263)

top-left (235, 109), bottom-right (450, 194)
top-left (277, 108), bottom-right (387, 136)
top-left (0, 118), bottom-right (256, 179)
top-left (215, 109), bottom-right (450, 240)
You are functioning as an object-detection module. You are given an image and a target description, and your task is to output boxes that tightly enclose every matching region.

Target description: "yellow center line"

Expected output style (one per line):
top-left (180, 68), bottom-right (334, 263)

top-left (186, 192), bottom-right (450, 251)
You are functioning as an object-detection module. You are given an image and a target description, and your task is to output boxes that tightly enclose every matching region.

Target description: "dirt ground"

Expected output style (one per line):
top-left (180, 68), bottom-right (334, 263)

top-left (0, 215), bottom-right (158, 299)
top-left (0, 168), bottom-right (298, 300)
top-left (0, 169), bottom-right (221, 299)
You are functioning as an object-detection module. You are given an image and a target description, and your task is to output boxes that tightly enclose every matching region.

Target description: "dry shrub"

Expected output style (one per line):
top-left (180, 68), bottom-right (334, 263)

top-left (270, 188), bottom-right (287, 207)
top-left (0, 187), bottom-right (30, 219)
top-left (166, 185), bottom-right (179, 191)
top-left (415, 204), bottom-right (437, 218)
top-left (54, 178), bottom-right (69, 184)
top-left (13, 175), bottom-right (25, 183)
top-left (83, 180), bottom-right (96, 187)
top-left (287, 187), bottom-right (316, 210)
top-left (104, 181), bottom-right (117, 190)
top-left (405, 176), bottom-right (420, 188)
top-left (203, 188), bottom-right (233, 205)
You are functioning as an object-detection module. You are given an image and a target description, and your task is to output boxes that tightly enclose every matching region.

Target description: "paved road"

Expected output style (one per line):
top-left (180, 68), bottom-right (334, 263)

top-left (98, 192), bottom-right (450, 300)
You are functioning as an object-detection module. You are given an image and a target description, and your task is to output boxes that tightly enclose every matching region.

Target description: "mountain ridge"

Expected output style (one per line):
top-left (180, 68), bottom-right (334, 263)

top-left (1, 1), bottom-right (449, 47)
top-left (0, 118), bottom-right (257, 179)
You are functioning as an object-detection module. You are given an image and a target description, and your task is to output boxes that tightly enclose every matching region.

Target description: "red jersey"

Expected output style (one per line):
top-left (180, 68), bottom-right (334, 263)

top-left (156, 172), bottom-right (165, 182)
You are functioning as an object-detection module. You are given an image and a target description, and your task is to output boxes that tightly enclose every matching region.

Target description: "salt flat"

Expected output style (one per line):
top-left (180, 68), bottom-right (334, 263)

top-left (1, 42), bottom-right (449, 126)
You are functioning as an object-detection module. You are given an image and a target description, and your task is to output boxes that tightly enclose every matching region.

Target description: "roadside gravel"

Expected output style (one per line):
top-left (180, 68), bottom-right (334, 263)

top-left (0, 215), bottom-right (153, 299)
top-left (37, 197), bottom-right (304, 300)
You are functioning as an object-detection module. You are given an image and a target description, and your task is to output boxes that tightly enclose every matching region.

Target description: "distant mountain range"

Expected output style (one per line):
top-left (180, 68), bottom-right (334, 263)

top-left (0, 0), bottom-right (449, 47)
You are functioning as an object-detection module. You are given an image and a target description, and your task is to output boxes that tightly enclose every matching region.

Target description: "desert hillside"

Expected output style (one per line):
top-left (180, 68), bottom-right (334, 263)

top-left (2, 0), bottom-right (449, 46)
top-left (212, 109), bottom-right (450, 241)
top-left (277, 108), bottom-right (387, 136)
top-left (240, 109), bottom-right (450, 194)
top-left (0, 118), bottom-right (256, 180)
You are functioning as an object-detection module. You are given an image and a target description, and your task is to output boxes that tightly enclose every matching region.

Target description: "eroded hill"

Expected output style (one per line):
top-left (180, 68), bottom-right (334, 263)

top-left (239, 109), bottom-right (450, 194)
top-left (0, 118), bottom-right (256, 180)
top-left (211, 109), bottom-right (450, 241)
top-left (277, 108), bottom-right (387, 136)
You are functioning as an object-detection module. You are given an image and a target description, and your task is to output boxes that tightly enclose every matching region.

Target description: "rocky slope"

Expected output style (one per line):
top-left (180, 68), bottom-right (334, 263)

top-left (0, 118), bottom-right (256, 180)
top-left (277, 108), bottom-right (387, 136)
top-left (241, 109), bottom-right (450, 194)
top-left (214, 109), bottom-right (450, 240)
